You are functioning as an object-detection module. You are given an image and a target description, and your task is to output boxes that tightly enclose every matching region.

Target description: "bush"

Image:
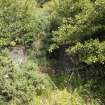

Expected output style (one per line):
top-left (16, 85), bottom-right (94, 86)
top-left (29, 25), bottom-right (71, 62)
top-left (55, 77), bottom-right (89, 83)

top-left (50, 0), bottom-right (105, 45)
top-left (49, 0), bottom-right (105, 57)
top-left (0, 52), bottom-right (54, 105)
top-left (67, 39), bottom-right (105, 64)
top-left (0, 0), bottom-right (50, 57)
top-left (0, 0), bottom-right (29, 46)
top-left (0, 49), bottom-right (103, 105)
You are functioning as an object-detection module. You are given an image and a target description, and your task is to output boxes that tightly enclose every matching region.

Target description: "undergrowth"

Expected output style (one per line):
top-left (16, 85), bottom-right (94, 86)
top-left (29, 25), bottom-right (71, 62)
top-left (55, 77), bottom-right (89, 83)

top-left (0, 49), bottom-right (104, 105)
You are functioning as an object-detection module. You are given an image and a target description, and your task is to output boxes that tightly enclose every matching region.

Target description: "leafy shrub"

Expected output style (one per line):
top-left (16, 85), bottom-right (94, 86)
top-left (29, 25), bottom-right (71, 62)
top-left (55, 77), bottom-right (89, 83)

top-left (49, 0), bottom-right (105, 56)
top-left (67, 39), bottom-right (105, 64)
top-left (51, 0), bottom-right (105, 45)
top-left (0, 49), bottom-right (102, 105)
top-left (0, 0), bottom-right (50, 58)
top-left (0, 0), bottom-right (29, 46)
top-left (0, 52), bottom-right (54, 105)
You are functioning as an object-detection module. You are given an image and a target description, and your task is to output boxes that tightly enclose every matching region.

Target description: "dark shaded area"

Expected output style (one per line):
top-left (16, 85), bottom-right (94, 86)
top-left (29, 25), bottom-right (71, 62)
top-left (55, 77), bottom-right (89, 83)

top-left (49, 66), bottom-right (105, 104)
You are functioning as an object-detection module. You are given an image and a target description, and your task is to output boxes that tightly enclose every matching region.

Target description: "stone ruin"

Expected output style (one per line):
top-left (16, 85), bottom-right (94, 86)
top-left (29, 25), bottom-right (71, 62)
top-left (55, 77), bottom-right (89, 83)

top-left (9, 45), bottom-right (27, 64)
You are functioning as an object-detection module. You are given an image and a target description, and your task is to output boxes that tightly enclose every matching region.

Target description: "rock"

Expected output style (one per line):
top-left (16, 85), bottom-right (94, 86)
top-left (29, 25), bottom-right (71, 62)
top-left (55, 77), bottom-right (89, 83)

top-left (9, 45), bottom-right (27, 64)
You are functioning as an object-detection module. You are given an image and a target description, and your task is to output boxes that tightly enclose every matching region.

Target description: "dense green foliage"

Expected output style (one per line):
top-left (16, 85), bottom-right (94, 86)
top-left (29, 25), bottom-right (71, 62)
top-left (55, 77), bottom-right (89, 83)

top-left (67, 39), bottom-right (105, 64)
top-left (34, 89), bottom-right (100, 105)
top-left (0, 50), bottom-right (101, 105)
top-left (0, 0), bottom-right (105, 105)
top-left (50, 0), bottom-right (105, 64)
top-left (0, 0), bottom-right (31, 46)
top-left (0, 51), bottom-right (54, 105)
top-left (0, 0), bottom-right (49, 59)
